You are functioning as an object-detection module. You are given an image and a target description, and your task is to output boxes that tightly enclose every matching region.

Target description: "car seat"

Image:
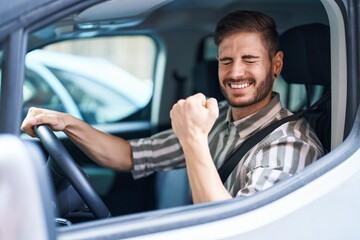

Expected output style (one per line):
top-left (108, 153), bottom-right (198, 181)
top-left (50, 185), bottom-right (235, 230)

top-left (279, 23), bottom-right (331, 153)
top-left (193, 59), bottom-right (224, 101)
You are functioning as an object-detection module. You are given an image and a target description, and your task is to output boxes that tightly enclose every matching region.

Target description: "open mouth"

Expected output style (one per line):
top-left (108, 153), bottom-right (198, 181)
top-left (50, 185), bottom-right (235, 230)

top-left (229, 82), bottom-right (252, 89)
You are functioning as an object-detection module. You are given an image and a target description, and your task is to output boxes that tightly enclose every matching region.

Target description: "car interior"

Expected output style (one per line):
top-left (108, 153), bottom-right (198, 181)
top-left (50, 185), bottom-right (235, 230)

top-left (1, 0), bottom-right (352, 237)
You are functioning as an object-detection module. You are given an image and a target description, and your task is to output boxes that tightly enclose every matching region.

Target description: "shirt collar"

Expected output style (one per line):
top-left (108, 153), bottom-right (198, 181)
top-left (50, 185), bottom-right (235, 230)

top-left (225, 92), bottom-right (283, 139)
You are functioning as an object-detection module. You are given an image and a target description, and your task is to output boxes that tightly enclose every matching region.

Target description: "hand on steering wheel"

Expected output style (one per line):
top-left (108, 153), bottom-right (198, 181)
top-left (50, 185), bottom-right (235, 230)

top-left (34, 124), bottom-right (111, 219)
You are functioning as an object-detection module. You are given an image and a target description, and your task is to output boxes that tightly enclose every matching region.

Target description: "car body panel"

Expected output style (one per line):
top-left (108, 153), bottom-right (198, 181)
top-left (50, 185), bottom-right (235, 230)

top-left (0, 135), bottom-right (56, 240)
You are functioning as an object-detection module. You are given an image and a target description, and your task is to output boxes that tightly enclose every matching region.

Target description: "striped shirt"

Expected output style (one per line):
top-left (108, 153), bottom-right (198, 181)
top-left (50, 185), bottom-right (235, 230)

top-left (130, 93), bottom-right (324, 197)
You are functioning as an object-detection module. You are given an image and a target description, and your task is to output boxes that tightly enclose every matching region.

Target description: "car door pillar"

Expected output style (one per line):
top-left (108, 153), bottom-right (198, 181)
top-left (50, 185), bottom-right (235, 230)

top-left (0, 29), bottom-right (27, 135)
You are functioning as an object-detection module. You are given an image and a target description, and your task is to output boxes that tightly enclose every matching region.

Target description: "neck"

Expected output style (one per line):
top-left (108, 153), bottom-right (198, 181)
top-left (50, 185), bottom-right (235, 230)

top-left (231, 94), bottom-right (272, 121)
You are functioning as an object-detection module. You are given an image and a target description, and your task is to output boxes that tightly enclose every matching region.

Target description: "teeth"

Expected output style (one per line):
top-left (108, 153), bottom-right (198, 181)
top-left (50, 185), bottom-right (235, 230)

top-left (230, 82), bottom-right (251, 89)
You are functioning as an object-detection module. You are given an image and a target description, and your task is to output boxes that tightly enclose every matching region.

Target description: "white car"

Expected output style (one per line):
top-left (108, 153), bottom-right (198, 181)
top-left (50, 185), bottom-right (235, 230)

top-left (0, 0), bottom-right (360, 239)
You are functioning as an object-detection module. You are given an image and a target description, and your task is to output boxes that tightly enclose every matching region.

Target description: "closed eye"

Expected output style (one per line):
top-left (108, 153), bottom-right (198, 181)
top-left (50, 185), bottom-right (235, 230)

top-left (244, 60), bottom-right (257, 63)
top-left (242, 55), bottom-right (259, 63)
top-left (222, 61), bottom-right (232, 65)
top-left (218, 57), bottom-right (233, 65)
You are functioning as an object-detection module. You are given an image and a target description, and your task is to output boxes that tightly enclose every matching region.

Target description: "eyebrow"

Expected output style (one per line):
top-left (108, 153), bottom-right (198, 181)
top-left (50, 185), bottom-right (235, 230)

top-left (242, 55), bottom-right (260, 60)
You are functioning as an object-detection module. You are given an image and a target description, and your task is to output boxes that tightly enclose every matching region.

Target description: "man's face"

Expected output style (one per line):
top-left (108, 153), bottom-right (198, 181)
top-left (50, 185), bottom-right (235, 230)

top-left (217, 32), bottom-right (279, 109)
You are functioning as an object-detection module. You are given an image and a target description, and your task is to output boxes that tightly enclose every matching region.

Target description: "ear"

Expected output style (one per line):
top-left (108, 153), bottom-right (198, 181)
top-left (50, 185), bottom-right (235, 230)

top-left (273, 51), bottom-right (283, 77)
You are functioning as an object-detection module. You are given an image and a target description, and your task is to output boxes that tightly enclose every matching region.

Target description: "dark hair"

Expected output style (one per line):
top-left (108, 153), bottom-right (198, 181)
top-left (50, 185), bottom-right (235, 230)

top-left (214, 10), bottom-right (280, 59)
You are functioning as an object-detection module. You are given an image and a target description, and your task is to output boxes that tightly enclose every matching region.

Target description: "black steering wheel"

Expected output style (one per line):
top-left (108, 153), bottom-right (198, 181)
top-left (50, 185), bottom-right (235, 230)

top-left (34, 124), bottom-right (111, 219)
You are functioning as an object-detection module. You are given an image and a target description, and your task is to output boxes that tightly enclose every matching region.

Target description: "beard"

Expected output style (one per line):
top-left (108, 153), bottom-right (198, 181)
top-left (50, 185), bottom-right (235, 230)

top-left (220, 70), bottom-right (274, 108)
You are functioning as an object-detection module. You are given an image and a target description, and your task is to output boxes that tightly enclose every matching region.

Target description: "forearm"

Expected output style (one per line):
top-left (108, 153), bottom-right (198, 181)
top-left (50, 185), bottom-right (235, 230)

top-left (169, 94), bottom-right (225, 203)
top-left (181, 138), bottom-right (231, 203)
top-left (21, 107), bottom-right (134, 170)
top-left (63, 115), bottom-right (134, 171)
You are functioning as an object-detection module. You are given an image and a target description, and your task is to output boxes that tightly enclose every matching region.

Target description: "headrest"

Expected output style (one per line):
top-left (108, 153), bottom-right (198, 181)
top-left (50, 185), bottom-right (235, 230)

top-left (193, 60), bottom-right (225, 101)
top-left (280, 23), bottom-right (331, 86)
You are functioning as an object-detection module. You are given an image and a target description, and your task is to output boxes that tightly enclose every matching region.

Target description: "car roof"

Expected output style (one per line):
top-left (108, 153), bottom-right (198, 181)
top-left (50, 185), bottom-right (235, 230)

top-left (0, 0), bottom-right (51, 26)
top-left (2, 0), bottom-right (328, 50)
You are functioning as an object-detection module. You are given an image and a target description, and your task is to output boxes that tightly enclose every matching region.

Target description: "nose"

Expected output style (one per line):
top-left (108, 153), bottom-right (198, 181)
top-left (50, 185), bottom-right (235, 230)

top-left (228, 61), bottom-right (246, 80)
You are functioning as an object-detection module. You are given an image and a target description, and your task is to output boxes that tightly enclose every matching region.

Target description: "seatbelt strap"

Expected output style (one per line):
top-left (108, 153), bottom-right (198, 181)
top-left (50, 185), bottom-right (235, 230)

top-left (218, 91), bottom-right (330, 183)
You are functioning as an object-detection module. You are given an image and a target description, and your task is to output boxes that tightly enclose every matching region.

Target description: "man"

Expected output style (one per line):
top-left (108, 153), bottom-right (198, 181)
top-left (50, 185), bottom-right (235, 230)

top-left (21, 10), bottom-right (324, 204)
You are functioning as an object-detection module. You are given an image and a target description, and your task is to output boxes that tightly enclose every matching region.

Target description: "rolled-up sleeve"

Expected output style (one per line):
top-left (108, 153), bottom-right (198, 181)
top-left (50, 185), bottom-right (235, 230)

top-left (130, 129), bottom-right (186, 179)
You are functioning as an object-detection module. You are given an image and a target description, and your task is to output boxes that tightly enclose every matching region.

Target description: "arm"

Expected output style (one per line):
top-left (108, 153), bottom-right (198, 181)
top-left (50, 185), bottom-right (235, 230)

top-left (21, 107), bottom-right (133, 171)
top-left (170, 93), bottom-right (231, 203)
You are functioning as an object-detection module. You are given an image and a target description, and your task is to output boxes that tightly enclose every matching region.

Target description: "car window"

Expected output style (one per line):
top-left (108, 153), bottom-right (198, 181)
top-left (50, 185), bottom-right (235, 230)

top-left (24, 36), bottom-right (156, 124)
top-left (23, 68), bottom-right (67, 117)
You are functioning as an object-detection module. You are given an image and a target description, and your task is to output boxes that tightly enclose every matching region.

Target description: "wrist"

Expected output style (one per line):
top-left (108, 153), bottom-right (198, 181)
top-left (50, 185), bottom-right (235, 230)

top-left (179, 133), bottom-right (208, 151)
top-left (63, 114), bottom-right (80, 133)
